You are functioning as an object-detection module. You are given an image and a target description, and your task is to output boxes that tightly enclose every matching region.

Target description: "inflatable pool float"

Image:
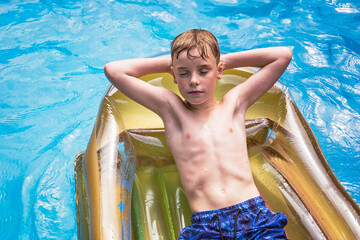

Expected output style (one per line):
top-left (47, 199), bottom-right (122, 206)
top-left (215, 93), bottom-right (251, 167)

top-left (74, 67), bottom-right (360, 239)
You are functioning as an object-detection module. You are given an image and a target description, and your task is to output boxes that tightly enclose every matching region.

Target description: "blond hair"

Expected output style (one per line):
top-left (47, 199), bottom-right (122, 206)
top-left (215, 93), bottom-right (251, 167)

top-left (171, 29), bottom-right (220, 63)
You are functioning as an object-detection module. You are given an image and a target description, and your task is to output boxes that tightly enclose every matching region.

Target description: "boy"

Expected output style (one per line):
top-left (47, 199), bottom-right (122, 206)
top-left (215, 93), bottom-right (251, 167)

top-left (105, 29), bottom-right (292, 239)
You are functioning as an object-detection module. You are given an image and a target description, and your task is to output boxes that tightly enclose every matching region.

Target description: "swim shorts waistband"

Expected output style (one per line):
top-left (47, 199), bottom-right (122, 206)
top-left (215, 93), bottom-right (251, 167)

top-left (191, 196), bottom-right (265, 223)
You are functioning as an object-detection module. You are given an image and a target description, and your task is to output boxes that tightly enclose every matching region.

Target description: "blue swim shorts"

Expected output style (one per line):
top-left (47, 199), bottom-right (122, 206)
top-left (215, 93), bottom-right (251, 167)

top-left (178, 196), bottom-right (288, 240)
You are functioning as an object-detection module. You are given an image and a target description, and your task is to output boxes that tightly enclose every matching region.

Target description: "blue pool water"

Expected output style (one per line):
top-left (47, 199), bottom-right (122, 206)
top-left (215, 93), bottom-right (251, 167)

top-left (0, 0), bottom-right (359, 238)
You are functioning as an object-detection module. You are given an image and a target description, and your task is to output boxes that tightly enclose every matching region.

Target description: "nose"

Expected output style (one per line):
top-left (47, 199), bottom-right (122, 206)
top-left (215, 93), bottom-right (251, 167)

top-left (190, 74), bottom-right (200, 86)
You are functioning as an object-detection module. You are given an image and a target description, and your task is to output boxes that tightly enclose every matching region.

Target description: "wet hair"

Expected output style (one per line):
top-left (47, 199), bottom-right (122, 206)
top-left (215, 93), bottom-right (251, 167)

top-left (171, 29), bottom-right (220, 64)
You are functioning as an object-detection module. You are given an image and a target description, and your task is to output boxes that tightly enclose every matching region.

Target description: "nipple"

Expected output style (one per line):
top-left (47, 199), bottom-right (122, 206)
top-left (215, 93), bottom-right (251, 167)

top-left (229, 128), bottom-right (233, 133)
top-left (186, 133), bottom-right (191, 139)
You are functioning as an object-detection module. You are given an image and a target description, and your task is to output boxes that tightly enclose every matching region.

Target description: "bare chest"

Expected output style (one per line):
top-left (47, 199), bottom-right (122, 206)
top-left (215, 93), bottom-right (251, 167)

top-left (165, 112), bottom-right (247, 161)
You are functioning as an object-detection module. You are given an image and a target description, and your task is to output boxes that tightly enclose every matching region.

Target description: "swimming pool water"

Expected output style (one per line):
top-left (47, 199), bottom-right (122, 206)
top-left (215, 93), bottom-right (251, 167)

top-left (0, 0), bottom-right (359, 238)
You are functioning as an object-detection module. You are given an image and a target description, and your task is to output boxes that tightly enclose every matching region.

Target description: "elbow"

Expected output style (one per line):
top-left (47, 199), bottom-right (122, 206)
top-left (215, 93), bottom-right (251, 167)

top-left (104, 62), bottom-right (112, 77)
top-left (281, 47), bottom-right (292, 63)
top-left (104, 62), bottom-right (118, 82)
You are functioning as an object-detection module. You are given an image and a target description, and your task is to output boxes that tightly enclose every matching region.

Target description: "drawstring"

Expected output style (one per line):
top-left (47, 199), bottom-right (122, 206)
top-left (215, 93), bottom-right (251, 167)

top-left (234, 208), bottom-right (241, 240)
top-left (212, 214), bottom-right (224, 240)
top-left (212, 208), bottom-right (241, 240)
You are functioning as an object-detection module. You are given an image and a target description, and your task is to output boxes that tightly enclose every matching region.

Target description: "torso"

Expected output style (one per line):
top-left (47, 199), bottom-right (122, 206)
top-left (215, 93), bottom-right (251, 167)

top-left (162, 92), bottom-right (260, 212)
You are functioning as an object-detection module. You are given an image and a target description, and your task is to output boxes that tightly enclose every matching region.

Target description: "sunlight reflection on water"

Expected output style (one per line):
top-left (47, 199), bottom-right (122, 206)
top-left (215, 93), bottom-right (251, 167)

top-left (0, 0), bottom-right (359, 238)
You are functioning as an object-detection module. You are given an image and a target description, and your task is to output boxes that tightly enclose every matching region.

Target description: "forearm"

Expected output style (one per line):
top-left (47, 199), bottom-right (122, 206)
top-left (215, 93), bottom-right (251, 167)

top-left (103, 57), bottom-right (174, 115)
top-left (222, 47), bottom-right (292, 70)
top-left (104, 57), bottom-right (172, 80)
top-left (224, 47), bottom-right (292, 110)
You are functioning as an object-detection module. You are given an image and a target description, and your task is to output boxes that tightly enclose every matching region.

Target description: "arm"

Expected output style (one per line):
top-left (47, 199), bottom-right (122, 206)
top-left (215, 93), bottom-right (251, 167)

top-left (104, 57), bottom-right (173, 116)
top-left (222, 47), bottom-right (292, 111)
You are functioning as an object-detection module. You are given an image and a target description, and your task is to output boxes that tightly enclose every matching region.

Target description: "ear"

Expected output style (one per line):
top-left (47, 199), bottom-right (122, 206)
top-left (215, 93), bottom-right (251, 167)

top-left (217, 61), bottom-right (224, 80)
top-left (171, 65), bottom-right (178, 84)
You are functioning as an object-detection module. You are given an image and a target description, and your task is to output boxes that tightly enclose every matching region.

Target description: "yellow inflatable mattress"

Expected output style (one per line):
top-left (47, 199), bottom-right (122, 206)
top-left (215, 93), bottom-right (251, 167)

top-left (75, 68), bottom-right (360, 239)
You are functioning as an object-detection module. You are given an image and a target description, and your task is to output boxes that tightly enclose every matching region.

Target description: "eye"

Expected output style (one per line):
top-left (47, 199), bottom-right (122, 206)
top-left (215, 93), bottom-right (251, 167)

top-left (199, 68), bottom-right (209, 75)
top-left (179, 71), bottom-right (189, 77)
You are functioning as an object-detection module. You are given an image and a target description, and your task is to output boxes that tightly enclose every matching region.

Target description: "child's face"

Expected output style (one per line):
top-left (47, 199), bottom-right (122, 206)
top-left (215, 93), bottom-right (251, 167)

top-left (171, 48), bottom-right (223, 108)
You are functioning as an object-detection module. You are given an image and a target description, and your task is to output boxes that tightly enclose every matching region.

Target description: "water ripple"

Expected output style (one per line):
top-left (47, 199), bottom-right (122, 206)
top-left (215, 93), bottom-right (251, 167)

top-left (1, 0), bottom-right (360, 238)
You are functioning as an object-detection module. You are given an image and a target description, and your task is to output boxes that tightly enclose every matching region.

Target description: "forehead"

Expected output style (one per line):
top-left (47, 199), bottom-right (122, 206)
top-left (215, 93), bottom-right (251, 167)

top-left (172, 48), bottom-right (216, 68)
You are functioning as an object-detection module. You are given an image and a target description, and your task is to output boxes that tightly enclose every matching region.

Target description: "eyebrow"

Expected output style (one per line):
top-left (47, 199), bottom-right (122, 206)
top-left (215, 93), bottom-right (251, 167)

top-left (198, 64), bottom-right (211, 68)
top-left (176, 64), bottom-right (211, 70)
top-left (176, 67), bottom-right (188, 70)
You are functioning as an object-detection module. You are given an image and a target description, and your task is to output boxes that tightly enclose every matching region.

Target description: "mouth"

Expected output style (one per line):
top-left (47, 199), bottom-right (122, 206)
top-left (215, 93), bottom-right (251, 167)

top-left (188, 90), bottom-right (202, 95)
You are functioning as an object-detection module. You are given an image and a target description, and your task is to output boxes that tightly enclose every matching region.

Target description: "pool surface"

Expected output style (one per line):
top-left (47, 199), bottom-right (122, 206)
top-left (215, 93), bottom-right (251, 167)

top-left (0, 0), bottom-right (359, 239)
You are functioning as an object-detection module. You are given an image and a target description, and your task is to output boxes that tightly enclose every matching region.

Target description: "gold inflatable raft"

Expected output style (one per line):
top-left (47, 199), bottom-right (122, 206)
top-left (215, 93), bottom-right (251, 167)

top-left (75, 68), bottom-right (360, 239)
